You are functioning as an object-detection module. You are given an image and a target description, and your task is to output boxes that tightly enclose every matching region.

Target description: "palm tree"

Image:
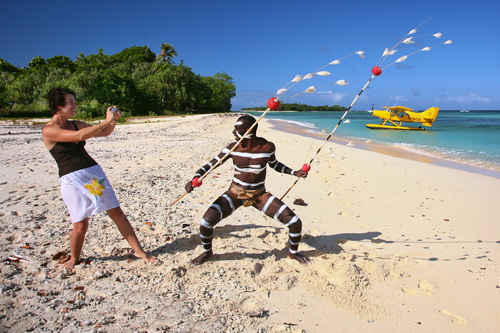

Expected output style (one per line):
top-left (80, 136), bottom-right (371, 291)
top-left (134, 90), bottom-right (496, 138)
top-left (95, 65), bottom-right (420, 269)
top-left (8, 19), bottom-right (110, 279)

top-left (157, 43), bottom-right (177, 63)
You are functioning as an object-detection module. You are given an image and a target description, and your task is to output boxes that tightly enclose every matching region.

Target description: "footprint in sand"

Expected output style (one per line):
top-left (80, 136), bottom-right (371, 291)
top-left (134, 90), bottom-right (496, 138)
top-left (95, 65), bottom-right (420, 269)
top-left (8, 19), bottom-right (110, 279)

top-left (439, 309), bottom-right (467, 325)
top-left (401, 279), bottom-right (435, 296)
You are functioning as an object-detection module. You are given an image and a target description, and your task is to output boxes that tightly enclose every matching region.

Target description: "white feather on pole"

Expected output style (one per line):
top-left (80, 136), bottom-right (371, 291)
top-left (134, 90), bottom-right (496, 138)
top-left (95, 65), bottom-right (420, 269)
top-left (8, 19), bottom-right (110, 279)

top-left (355, 50), bottom-right (365, 58)
top-left (305, 86), bottom-right (316, 93)
top-left (408, 28), bottom-right (417, 35)
top-left (329, 59), bottom-right (340, 65)
top-left (291, 74), bottom-right (302, 83)
top-left (344, 119), bottom-right (351, 124)
top-left (402, 37), bottom-right (415, 44)
top-left (303, 73), bottom-right (314, 80)
top-left (421, 46), bottom-right (431, 52)
top-left (276, 88), bottom-right (287, 95)
top-left (316, 71), bottom-right (331, 76)
top-left (433, 32), bottom-right (443, 38)
top-left (382, 48), bottom-right (397, 56)
top-left (443, 40), bottom-right (453, 45)
top-left (395, 55), bottom-right (408, 63)
top-left (336, 80), bottom-right (348, 86)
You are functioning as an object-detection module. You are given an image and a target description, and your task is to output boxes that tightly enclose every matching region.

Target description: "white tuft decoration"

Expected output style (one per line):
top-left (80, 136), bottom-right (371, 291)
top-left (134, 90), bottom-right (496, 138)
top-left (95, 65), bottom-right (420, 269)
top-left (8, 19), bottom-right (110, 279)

top-left (305, 86), bottom-right (316, 93)
top-left (408, 28), bottom-right (417, 35)
top-left (291, 74), bottom-right (302, 83)
top-left (355, 50), bottom-right (365, 58)
top-left (276, 88), bottom-right (287, 95)
top-left (443, 40), bottom-right (453, 45)
top-left (316, 71), bottom-right (331, 76)
top-left (303, 73), bottom-right (314, 80)
top-left (402, 37), bottom-right (415, 44)
top-left (421, 46), bottom-right (431, 52)
top-left (329, 59), bottom-right (340, 65)
top-left (336, 80), bottom-right (348, 86)
top-left (395, 55), bottom-right (408, 63)
top-left (433, 32), bottom-right (443, 38)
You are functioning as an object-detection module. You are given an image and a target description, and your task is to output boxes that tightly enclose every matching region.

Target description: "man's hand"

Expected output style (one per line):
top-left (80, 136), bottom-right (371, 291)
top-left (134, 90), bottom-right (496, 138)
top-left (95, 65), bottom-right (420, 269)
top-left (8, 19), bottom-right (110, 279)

top-left (185, 177), bottom-right (202, 193)
top-left (293, 170), bottom-right (308, 178)
top-left (185, 181), bottom-right (194, 193)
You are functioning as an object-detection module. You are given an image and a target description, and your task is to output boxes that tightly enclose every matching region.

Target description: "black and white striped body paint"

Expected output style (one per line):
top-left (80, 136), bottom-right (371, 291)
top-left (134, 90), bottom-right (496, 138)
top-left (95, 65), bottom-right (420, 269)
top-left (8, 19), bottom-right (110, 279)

top-left (193, 137), bottom-right (302, 255)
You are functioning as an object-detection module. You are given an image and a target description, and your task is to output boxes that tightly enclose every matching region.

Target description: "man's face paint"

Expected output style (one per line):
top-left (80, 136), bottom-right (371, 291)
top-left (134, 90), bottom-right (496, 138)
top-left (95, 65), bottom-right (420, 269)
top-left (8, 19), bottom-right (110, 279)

top-left (233, 129), bottom-right (239, 141)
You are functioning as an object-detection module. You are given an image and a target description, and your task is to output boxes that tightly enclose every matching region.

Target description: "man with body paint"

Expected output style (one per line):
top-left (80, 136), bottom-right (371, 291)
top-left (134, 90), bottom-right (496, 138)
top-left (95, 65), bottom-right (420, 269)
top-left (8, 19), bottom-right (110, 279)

top-left (185, 115), bottom-right (310, 265)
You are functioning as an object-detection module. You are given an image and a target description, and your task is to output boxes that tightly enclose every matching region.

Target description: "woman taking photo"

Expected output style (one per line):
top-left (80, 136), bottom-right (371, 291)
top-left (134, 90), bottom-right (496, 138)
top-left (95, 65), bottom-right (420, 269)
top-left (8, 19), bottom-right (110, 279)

top-left (42, 87), bottom-right (155, 270)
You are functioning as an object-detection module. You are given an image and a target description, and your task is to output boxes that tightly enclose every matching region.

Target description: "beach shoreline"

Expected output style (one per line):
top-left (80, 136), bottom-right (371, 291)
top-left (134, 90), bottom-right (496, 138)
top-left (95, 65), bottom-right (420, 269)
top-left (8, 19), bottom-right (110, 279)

top-left (267, 118), bottom-right (500, 179)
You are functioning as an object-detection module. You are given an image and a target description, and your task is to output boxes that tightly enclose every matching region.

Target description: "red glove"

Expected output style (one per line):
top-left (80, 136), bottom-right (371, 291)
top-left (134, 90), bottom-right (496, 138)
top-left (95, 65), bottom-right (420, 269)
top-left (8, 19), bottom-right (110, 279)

top-left (192, 177), bottom-right (203, 187)
top-left (301, 164), bottom-right (311, 172)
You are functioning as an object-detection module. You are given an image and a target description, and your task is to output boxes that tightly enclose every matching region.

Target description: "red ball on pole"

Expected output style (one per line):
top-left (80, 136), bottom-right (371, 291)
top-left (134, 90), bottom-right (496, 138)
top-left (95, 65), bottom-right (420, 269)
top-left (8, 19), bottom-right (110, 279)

top-left (266, 97), bottom-right (281, 111)
top-left (371, 66), bottom-right (382, 76)
top-left (301, 164), bottom-right (311, 172)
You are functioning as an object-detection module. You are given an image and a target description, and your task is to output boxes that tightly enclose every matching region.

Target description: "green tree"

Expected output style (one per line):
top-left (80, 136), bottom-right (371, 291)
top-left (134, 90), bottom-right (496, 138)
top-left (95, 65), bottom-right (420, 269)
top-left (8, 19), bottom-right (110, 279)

top-left (157, 43), bottom-right (177, 63)
top-left (1, 58), bottom-right (20, 73)
top-left (1, 45), bottom-right (238, 117)
top-left (27, 56), bottom-right (46, 70)
top-left (46, 56), bottom-right (76, 72)
top-left (112, 46), bottom-right (156, 64)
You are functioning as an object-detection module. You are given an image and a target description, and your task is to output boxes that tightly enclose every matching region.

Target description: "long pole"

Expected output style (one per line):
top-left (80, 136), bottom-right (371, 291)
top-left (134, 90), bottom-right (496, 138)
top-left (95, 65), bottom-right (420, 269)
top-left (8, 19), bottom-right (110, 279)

top-left (280, 75), bottom-right (376, 201)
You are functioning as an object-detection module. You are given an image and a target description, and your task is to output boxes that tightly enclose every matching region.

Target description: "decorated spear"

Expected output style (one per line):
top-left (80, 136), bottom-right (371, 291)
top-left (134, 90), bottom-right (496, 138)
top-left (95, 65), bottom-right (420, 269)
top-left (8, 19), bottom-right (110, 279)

top-left (279, 27), bottom-right (453, 201)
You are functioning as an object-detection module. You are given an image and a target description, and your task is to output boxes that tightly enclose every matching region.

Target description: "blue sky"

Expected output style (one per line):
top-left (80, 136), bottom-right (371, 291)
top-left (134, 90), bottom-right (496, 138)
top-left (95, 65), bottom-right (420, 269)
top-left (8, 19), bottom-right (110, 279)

top-left (2, 0), bottom-right (499, 110)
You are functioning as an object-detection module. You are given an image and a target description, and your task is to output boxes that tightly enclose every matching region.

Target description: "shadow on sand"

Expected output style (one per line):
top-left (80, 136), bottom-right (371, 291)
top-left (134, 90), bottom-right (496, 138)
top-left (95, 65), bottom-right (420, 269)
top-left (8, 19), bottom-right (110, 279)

top-left (150, 225), bottom-right (382, 263)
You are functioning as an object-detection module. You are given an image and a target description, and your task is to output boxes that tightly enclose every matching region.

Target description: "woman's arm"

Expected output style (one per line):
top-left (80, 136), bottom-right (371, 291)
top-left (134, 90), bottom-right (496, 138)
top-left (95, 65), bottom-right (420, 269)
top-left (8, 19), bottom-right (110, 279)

top-left (93, 108), bottom-right (120, 137)
top-left (93, 121), bottom-right (116, 137)
top-left (43, 120), bottom-right (113, 142)
top-left (43, 107), bottom-right (117, 143)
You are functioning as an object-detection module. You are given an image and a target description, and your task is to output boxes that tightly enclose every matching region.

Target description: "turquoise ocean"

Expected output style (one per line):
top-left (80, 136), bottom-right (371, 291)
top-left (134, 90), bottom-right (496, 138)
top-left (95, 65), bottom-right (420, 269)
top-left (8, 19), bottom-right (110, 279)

top-left (246, 110), bottom-right (500, 174)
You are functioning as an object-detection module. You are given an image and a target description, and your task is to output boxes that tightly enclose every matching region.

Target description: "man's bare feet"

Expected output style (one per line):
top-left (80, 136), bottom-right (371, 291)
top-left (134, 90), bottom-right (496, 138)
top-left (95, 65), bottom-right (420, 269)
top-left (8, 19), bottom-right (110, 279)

top-left (288, 251), bottom-right (310, 264)
top-left (192, 250), bottom-right (213, 265)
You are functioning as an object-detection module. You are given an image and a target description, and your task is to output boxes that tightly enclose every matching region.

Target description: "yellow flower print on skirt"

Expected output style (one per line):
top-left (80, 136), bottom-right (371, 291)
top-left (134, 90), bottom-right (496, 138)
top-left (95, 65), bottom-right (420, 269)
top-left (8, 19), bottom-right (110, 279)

top-left (60, 165), bottom-right (119, 223)
top-left (84, 178), bottom-right (105, 196)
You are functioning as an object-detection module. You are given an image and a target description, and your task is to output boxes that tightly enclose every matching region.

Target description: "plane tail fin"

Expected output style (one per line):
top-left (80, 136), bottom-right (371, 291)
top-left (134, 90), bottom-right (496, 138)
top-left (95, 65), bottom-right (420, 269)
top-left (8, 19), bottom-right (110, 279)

top-left (421, 107), bottom-right (440, 127)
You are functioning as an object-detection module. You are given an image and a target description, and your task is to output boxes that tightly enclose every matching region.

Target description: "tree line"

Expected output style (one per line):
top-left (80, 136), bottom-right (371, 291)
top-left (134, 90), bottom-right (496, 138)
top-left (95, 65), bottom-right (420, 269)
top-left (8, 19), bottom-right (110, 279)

top-left (0, 43), bottom-right (236, 118)
top-left (241, 103), bottom-right (347, 112)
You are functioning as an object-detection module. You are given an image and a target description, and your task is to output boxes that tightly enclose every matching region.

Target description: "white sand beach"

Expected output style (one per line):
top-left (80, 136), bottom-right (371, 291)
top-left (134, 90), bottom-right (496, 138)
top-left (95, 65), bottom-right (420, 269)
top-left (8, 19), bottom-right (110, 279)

top-left (0, 114), bottom-right (499, 332)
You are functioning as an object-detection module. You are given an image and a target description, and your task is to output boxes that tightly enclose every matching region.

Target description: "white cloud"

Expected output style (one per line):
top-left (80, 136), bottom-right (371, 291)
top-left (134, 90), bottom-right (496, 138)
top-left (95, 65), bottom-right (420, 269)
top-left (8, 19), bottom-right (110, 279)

top-left (442, 93), bottom-right (491, 104)
top-left (390, 95), bottom-right (408, 102)
top-left (437, 93), bottom-right (492, 104)
top-left (317, 91), bottom-right (345, 102)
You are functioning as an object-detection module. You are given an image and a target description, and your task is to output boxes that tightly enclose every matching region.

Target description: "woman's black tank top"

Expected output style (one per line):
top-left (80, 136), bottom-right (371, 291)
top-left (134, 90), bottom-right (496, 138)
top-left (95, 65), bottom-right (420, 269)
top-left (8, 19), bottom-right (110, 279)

top-left (49, 121), bottom-right (97, 177)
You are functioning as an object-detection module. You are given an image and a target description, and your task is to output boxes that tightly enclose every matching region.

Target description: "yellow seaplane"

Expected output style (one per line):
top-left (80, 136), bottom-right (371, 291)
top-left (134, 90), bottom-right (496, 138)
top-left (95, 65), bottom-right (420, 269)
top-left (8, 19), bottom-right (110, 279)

top-left (365, 105), bottom-right (440, 130)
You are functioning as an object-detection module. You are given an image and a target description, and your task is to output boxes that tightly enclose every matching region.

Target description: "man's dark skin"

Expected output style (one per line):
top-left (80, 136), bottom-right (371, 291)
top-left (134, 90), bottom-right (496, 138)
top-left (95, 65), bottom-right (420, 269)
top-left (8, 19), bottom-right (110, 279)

top-left (186, 129), bottom-right (310, 265)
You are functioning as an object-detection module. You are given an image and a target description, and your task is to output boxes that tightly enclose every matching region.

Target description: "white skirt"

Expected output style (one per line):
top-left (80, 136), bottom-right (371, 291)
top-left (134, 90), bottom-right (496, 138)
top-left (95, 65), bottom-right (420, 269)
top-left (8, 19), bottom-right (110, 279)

top-left (59, 165), bottom-right (119, 223)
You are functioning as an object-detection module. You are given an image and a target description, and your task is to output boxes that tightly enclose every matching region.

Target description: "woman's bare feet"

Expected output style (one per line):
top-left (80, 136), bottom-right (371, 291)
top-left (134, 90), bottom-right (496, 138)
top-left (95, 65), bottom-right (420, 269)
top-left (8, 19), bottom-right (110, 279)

top-left (62, 256), bottom-right (80, 272)
top-left (191, 250), bottom-right (213, 265)
top-left (134, 251), bottom-right (157, 263)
